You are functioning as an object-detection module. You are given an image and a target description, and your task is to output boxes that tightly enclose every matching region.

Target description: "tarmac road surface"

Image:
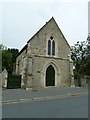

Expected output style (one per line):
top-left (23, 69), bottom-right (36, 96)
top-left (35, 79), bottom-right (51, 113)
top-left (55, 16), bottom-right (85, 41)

top-left (2, 95), bottom-right (88, 118)
top-left (1, 87), bottom-right (88, 118)
top-left (2, 87), bottom-right (88, 102)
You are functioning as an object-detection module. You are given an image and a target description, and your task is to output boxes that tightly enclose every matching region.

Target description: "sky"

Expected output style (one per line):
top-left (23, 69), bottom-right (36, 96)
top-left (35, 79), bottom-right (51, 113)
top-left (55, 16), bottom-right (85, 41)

top-left (89, 1), bottom-right (90, 33)
top-left (0, 0), bottom-right (89, 51)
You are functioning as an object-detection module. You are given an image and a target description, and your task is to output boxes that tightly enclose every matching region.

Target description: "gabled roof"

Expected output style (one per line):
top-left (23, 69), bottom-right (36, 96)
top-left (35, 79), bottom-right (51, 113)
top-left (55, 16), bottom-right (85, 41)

top-left (27, 17), bottom-right (71, 49)
top-left (52, 17), bottom-right (71, 49)
top-left (17, 17), bottom-right (71, 57)
top-left (27, 17), bottom-right (54, 43)
top-left (16, 44), bottom-right (28, 58)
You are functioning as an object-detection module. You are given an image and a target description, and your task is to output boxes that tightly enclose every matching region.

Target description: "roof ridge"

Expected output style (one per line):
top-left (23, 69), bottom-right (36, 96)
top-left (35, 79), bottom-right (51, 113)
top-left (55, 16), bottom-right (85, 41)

top-left (27, 17), bottom-right (55, 43)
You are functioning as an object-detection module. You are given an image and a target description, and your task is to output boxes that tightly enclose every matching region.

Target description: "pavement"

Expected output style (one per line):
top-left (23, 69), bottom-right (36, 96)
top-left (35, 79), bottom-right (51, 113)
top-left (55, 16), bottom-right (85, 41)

top-left (1, 87), bottom-right (88, 104)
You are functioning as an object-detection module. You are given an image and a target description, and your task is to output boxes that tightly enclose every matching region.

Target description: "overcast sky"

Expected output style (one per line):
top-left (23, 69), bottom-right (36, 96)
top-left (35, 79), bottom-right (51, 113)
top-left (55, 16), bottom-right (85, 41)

top-left (1, 0), bottom-right (89, 51)
top-left (88, 1), bottom-right (90, 33)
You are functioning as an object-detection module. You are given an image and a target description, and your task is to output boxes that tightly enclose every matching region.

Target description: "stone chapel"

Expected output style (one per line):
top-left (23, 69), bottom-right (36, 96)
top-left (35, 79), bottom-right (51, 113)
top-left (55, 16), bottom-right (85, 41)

top-left (15, 17), bottom-right (74, 89)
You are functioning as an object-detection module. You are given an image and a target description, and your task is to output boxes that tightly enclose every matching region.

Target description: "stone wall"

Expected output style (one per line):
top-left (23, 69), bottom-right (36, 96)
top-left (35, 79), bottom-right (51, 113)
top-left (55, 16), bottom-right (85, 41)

top-left (26, 55), bottom-right (73, 89)
top-left (29, 18), bottom-right (71, 59)
top-left (0, 69), bottom-right (8, 88)
top-left (81, 76), bottom-right (89, 87)
top-left (15, 18), bottom-right (74, 89)
top-left (74, 76), bottom-right (89, 87)
top-left (16, 47), bottom-right (27, 74)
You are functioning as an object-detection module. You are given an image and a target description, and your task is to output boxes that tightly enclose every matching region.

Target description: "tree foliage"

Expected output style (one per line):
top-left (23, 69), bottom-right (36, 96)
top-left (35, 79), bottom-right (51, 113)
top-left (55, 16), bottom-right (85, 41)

top-left (0, 44), bottom-right (7, 50)
top-left (71, 34), bottom-right (90, 79)
top-left (1, 44), bottom-right (19, 74)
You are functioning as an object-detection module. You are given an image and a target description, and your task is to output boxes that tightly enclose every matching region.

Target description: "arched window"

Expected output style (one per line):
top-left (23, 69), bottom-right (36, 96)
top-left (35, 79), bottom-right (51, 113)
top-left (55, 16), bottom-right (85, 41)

top-left (47, 37), bottom-right (55, 56)
top-left (48, 40), bottom-right (51, 55)
top-left (52, 40), bottom-right (55, 55)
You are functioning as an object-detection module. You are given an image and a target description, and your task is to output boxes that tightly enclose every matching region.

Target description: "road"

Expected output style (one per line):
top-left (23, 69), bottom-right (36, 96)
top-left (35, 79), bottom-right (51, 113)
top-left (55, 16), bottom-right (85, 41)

top-left (2, 95), bottom-right (88, 118)
top-left (2, 87), bottom-right (88, 101)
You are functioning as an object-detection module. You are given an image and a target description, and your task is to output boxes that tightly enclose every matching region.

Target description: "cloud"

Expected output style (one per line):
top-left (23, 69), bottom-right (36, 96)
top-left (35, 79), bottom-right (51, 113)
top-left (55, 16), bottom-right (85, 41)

top-left (88, 1), bottom-right (90, 33)
top-left (2, 1), bottom-right (88, 50)
top-left (1, 0), bottom-right (89, 3)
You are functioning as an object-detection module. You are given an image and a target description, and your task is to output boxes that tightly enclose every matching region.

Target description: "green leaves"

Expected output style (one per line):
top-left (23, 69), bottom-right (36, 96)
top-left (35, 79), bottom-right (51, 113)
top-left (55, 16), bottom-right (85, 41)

top-left (2, 50), bottom-right (12, 74)
top-left (1, 44), bottom-right (19, 74)
top-left (71, 34), bottom-right (90, 79)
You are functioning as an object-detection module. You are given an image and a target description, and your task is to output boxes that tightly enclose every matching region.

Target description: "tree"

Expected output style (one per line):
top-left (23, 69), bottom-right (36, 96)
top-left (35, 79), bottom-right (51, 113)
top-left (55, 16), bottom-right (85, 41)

top-left (1, 44), bottom-right (19, 74)
top-left (71, 34), bottom-right (90, 80)
top-left (85, 33), bottom-right (90, 75)
top-left (2, 50), bottom-right (13, 74)
top-left (0, 44), bottom-right (7, 50)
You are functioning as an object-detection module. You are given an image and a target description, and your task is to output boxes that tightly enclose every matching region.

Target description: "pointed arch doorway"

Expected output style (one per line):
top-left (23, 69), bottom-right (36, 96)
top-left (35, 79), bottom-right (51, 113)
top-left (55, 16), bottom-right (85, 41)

top-left (46, 65), bottom-right (55, 86)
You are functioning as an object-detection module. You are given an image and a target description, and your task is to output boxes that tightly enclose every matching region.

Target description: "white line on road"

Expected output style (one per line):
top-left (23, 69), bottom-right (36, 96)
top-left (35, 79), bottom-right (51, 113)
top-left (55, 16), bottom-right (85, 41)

top-left (1, 92), bottom-right (88, 105)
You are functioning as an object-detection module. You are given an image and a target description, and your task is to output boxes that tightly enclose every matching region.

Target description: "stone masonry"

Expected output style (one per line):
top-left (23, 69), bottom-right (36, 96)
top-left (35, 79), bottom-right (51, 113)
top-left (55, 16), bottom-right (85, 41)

top-left (15, 17), bottom-right (74, 89)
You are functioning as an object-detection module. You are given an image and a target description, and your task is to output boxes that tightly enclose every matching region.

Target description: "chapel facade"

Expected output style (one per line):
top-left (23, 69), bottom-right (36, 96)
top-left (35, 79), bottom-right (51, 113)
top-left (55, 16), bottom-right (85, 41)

top-left (15, 17), bottom-right (74, 89)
